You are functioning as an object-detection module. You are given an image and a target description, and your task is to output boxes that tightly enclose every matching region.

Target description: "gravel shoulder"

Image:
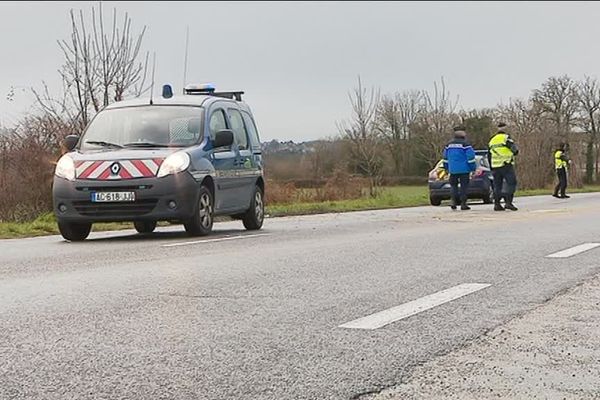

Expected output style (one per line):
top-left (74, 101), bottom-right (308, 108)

top-left (368, 273), bottom-right (600, 400)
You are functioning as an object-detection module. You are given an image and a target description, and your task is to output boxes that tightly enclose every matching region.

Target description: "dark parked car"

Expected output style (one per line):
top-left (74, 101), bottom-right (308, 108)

top-left (428, 153), bottom-right (493, 206)
top-left (53, 84), bottom-right (265, 241)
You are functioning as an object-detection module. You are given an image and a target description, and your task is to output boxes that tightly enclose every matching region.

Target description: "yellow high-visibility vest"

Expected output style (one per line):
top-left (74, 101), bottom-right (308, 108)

top-left (488, 133), bottom-right (514, 168)
top-left (555, 150), bottom-right (568, 170)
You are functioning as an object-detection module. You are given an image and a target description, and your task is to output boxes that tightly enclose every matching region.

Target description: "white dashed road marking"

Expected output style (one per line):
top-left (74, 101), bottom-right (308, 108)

top-left (546, 243), bottom-right (600, 258)
top-left (339, 283), bottom-right (491, 330)
top-left (162, 233), bottom-right (270, 248)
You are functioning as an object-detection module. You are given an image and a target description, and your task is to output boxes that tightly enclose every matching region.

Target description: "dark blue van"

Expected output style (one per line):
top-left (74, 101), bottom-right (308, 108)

top-left (53, 84), bottom-right (264, 241)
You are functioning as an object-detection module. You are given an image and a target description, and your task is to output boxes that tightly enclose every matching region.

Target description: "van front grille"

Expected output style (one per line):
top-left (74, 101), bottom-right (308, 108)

top-left (73, 199), bottom-right (158, 217)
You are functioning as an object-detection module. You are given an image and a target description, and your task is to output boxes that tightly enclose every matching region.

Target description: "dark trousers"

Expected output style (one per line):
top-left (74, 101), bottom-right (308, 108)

top-left (492, 164), bottom-right (517, 204)
top-left (554, 168), bottom-right (568, 197)
top-left (449, 173), bottom-right (470, 205)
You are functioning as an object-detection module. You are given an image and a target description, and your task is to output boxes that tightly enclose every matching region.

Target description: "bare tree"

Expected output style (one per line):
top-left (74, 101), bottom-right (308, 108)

top-left (576, 76), bottom-right (600, 183)
top-left (532, 75), bottom-right (583, 186)
top-left (33, 4), bottom-right (149, 132)
top-left (338, 76), bottom-right (382, 196)
top-left (532, 75), bottom-right (579, 139)
top-left (375, 90), bottom-right (423, 176)
top-left (414, 77), bottom-right (460, 167)
top-left (498, 99), bottom-right (554, 189)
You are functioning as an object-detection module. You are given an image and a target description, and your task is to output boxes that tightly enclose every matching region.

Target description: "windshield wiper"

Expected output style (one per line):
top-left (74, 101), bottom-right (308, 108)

top-left (123, 142), bottom-right (175, 148)
top-left (85, 140), bottom-right (123, 148)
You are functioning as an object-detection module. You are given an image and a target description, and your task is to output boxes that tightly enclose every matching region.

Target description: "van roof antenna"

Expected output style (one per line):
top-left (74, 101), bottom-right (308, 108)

top-left (182, 26), bottom-right (190, 95)
top-left (149, 52), bottom-right (156, 105)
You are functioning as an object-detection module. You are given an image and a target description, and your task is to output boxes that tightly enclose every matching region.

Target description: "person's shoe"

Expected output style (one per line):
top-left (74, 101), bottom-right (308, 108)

top-left (461, 204), bottom-right (471, 211)
top-left (450, 199), bottom-right (457, 210)
top-left (560, 195), bottom-right (570, 199)
top-left (505, 203), bottom-right (518, 211)
top-left (494, 203), bottom-right (505, 211)
top-left (552, 194), bottom-right (561, 198)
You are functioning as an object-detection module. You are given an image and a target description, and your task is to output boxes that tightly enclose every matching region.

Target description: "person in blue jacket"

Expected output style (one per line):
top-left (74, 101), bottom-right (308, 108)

top-left (442, 126), bottom-right (477, 210)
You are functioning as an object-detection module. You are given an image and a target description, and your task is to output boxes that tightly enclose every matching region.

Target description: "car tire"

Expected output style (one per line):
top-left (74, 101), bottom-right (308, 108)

top-left (58, 221), bottom-right (92, 242)
top-left (184, 186), bottom-right (214, 236)
top-left (429, 195), bottom-right (442, 206)
top-left (242, 185), bottom-right (264, 230)
top-left (134, 221), bottom-right (156, 234)
top-left (482, 186), bottom-right (493, 204)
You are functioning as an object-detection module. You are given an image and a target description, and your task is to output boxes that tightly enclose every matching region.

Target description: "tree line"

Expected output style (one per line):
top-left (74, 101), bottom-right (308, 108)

top-left (336, 75), bottom-right (600, 194)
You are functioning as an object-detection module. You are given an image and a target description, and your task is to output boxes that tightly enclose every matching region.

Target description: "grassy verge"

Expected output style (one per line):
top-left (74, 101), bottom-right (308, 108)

top-left (266, 185), bottom-right (600, 217)
top-left (2, 185), bottom-right (600, 239)
top-left (0, 213), bottom-right (131, 239)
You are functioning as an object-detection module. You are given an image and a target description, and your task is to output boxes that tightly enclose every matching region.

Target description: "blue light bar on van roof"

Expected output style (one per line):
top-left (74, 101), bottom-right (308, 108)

top-left (184, 83), bottom-right (216, 93)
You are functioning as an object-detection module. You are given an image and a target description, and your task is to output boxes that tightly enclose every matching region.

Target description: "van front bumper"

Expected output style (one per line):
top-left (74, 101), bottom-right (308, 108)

top-left (53, 172), bottom-right (200, 223)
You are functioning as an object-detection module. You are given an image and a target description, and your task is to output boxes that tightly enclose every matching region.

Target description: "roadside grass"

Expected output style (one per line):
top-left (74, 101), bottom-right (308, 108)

top-left (2, 185), bottom-right (599, 239)
top-left (266, 186), bottom-right (429, 216)
top-left (0, 213), bottom-right (131, 239)
top-left (266, 184), bottom-right (600, 217)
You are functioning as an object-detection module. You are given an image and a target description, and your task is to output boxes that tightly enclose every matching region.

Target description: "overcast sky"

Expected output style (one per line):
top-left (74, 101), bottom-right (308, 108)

top-left (2, 1), bottom-right (600, 141)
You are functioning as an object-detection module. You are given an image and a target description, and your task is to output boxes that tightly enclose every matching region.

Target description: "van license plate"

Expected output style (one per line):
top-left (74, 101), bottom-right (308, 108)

top-left (91, 192), bottom-right (135, 202)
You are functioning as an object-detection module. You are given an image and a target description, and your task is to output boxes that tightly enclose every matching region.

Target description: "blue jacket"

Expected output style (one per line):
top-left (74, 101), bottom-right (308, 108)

top-left (442, 137), bottom-right (477, 174)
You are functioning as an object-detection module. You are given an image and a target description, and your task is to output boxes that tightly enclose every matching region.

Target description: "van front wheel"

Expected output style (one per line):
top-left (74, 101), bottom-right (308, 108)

top-left (58, 221), bottom-right (92, 241)
top-left (134, 221), bottom-right (156, 234)
top-left (184, 186), bottom-right (214, 236)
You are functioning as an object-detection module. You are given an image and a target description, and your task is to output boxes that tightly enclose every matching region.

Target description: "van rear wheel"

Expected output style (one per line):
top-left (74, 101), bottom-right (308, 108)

top-left (242, 186), bottom-right (264, 230)
top-left (58, 221), bottom-right (92, 242)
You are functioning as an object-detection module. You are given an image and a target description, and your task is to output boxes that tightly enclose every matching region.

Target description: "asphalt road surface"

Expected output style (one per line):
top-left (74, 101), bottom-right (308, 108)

top-left (1, 193), bottom-right (600, 399)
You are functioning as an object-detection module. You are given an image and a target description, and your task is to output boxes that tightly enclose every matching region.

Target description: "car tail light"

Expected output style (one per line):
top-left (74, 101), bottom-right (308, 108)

top-left (429, 169), bottom-right (448, 181)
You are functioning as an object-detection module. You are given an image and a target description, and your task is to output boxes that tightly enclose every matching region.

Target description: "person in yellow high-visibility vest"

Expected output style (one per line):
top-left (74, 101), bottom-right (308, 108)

top-left (552, 142), bottom-right (570, 199)
top-left (488, 123), bottom-right (519, 211)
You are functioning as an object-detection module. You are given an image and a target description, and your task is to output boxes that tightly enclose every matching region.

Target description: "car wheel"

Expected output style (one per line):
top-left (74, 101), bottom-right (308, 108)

top-left (483, 186), bottom-right (493, 204)
top-left (134, 221), bottom-right (156, 234)
top-left (58, 221), bottom-right (92, 242)
top-left (429, 195), bottom-right (442, 206)
top-left (242, 185), bottom-right (264, 230)
top-left (184, 186), bottom-right (214, 236)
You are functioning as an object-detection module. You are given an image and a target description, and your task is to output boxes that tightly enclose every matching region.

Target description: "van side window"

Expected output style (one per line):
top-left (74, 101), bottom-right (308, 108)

top-left (227, 109), bottom-right (248, 150)
top-left (209, 109), bottom-right (227, 140)
top-left (242, 111), bottom-right (261, 147)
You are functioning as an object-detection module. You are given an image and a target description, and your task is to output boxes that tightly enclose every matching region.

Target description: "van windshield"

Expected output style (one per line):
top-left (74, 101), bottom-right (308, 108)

top-left (81, 106), bottom-right (204, 150)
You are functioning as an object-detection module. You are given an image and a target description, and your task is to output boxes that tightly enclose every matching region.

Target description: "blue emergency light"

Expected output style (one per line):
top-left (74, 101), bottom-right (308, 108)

top-left (184, 83), bottom-right (244, 101)
top-left (184, 83), bottom-right (216, 94)
top-left (162, 84), bottom-right (173, 99)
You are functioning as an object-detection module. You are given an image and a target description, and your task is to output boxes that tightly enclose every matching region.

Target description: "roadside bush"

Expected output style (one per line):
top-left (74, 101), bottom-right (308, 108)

top-left (0, 116), bottom-right (69, 222)
top-left (315, 168), bottom-right (365, 201)
top-left (265, 180), bottom-right (299, 204)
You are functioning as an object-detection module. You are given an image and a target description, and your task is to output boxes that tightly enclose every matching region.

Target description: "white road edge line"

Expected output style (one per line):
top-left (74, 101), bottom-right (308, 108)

top-left (162, 233), bottom-right (271, 248)
top-left (339, 283), bottom-right (491, 330)
top-left (546, 242), bottom-right (600, 258)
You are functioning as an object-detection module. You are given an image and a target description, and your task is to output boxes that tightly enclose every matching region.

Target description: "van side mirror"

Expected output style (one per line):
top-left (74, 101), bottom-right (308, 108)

top-left (213, 129), bottom-right (234, 148)
top-left (62, 135), bottom-right (80, 151)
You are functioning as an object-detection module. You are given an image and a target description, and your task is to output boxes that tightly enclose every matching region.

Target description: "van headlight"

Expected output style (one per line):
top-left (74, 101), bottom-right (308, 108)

top-left (157, 152), bottom-right (191, 178)
top-left (55, 155), bottom-right (76, 181)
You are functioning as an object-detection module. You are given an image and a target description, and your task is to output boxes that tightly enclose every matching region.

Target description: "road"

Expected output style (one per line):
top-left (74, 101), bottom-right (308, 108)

top-left (1, 193), bottom-right (599, 399)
